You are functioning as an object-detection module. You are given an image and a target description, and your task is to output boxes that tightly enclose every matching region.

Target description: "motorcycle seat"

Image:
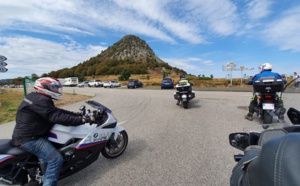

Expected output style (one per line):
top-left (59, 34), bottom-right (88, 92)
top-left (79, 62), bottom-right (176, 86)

top-left (0, 139), bottom-right (27, 155)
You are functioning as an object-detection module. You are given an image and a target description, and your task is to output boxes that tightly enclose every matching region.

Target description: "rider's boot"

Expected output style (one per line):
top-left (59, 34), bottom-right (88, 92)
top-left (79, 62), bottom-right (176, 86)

top-left (245, 113), bottom-right (253, 121)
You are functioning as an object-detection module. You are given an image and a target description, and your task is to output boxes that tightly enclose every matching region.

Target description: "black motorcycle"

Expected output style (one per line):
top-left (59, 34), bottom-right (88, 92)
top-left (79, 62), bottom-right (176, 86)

top-left (252, 77), bottom-right (286, 127)
top-left (229, 107), bottom-right (300, 186)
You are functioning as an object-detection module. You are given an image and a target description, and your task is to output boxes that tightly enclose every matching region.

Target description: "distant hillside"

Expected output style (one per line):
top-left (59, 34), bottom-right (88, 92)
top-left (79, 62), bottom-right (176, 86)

top-left (0, 79), bottom-right (12, 84)
top-left (45, 35), bottom-right (186, 79)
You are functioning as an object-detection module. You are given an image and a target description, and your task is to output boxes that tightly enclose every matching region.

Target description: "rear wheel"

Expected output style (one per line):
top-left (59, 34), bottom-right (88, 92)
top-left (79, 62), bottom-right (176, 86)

top-left (263, 111), bottom-right (272, 124)
top-left (101, 130), bottom-right (128, 159)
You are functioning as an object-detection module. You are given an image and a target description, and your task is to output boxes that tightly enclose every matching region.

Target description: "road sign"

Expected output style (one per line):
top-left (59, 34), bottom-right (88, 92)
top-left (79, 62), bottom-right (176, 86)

top-left (0, 55), bottom-right (7, 61)
top-left (0, 61), bottom-right (7, 66)
top-left (0, 67), bottom-right (8, 72)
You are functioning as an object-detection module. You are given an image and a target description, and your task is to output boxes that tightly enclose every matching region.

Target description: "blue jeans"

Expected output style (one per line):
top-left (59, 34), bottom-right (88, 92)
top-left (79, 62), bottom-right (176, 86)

top-left (20, 138), bottom-right (64, 186)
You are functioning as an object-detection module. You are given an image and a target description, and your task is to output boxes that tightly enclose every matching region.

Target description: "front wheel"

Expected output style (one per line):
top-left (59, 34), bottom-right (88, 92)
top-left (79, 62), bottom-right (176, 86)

top-left (263, 111), bottom-right (273, 124)
top-left (101, 130), bottom-right (128, 159)
top-left (183, 101), bottom-right (188, 109)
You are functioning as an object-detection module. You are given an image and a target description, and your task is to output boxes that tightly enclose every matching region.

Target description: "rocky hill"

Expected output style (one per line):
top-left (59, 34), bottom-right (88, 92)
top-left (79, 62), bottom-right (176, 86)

top-left (46, 35), bottom-right (186, 79)
top-left (97, 35), bottom-right (165, 63)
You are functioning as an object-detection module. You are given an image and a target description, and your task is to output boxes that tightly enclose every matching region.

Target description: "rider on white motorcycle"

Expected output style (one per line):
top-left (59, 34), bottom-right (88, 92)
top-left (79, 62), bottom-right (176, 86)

top-left (11, 77), bottom-right (94, 186)
top-left (176, 74), bottom-right (192, 105)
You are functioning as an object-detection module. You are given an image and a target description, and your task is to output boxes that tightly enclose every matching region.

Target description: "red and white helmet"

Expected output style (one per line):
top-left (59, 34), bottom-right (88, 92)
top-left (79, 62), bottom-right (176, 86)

top-left (34, 77), bottom-right (63, 100)
top-left (258, 63), bottom-right (272, 72)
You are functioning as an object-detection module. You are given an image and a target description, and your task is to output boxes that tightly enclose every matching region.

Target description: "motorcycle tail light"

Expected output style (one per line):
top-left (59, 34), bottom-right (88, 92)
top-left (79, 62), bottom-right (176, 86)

top-left (264, 95), bottom-right (272, 98)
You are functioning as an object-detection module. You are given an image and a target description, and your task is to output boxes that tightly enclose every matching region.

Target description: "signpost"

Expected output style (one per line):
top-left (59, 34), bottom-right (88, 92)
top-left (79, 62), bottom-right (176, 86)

top-left (0, 55), bottom-right (7, 61)
top-left (0, 61), bottom-right (7, 66)
top-left (222, 62), bottom-right (254, 86)
top-left (0, 67), bottom-right (8, 72)
top-left (0, 55), bottom-right (7, 73)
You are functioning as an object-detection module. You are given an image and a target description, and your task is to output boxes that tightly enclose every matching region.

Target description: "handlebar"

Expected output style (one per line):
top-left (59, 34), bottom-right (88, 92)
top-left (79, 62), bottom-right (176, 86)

top-left (79, 100), bottom-right (112, 126)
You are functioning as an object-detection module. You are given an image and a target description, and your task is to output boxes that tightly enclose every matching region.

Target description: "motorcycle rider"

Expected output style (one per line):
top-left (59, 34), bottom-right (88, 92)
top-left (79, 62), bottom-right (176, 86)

top-left (11, 77), bottom-right (94, 186)
top-left (244, 63), bottom-right (286, 121)
top-left (176, 74), bottom-right (191, 105)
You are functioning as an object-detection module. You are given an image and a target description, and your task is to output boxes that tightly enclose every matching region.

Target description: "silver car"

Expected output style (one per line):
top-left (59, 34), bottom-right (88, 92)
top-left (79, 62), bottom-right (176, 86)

top-left (77, 81), bottom-right (89, 88)
top-left (103, 81), bottom-right (121, 88)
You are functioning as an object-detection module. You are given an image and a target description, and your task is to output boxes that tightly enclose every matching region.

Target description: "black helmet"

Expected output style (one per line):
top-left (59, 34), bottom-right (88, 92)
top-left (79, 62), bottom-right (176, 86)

top-left (180, 74), bottom-right (185, 79)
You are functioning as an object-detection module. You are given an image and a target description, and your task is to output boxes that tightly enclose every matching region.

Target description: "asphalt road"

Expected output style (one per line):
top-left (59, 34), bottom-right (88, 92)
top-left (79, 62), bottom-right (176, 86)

top-left (1, 87), bottom-right (300, 186)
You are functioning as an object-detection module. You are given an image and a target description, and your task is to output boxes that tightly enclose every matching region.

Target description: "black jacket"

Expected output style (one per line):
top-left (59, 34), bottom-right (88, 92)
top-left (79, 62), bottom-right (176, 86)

top-left (12, 92), bottom-right (83, 146)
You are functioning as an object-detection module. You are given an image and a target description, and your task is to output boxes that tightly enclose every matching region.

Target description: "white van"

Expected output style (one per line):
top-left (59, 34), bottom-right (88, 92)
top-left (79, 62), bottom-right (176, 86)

top-left (63, 77), bottom-right (78, 87)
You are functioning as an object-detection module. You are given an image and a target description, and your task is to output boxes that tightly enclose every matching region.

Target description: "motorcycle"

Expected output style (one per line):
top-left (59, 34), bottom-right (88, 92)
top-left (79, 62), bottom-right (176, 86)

top-left (0, 100), bottom-right (128, 185)
top-left (173, 82), bottom-right (195, 109)
top-left (230, 107), bottom-right (300, 161)
top-left (229, 107), bottom-right (300, 186)
top-left (252, 77), bottom-right (287, 127)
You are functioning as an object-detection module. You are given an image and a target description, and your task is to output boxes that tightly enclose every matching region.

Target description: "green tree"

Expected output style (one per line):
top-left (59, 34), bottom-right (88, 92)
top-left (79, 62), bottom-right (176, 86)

top-left (118, 69), bottom-right (131, 81)
top-left (31, 73), bottom-right (39, 80)
top-left (11, 77), bottom-right (23, 85)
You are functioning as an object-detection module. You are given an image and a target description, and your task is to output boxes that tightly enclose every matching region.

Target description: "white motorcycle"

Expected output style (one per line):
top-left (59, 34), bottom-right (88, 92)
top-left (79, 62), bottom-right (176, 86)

top-left (174, 82), bottom-right (195, 109)
top-left (0, 100), bottom-right (128, 185)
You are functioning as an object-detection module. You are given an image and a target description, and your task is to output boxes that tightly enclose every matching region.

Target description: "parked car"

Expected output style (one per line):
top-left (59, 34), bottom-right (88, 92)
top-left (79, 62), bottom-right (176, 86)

top-left (161, 78), bottom-right (174, 89)
top-left (103, 81), bottom-right (121, 88)
top-left (77, 81), bottom-right (89, 88)
top-left (88, 80), bottom-right (103, 87)
top-left (127, 80), bottom-right (143, 89)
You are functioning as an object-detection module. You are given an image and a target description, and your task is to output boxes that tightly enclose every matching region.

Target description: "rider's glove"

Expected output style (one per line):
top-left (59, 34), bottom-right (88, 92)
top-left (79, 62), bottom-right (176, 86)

top-left (82, 115), bottom-right (95, 124)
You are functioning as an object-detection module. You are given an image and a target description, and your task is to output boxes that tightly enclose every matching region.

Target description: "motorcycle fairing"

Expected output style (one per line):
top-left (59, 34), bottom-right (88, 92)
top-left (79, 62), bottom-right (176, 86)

top-left (0, 155), bottom-right (15, 163)
top-left (49, 112), bottom-right (117, 144)
top-left (48, 123), bottom-right (97, 144)
top-left (76, 128), bottom-right (113, 150)
top-left (75, 139), bottom-right (107, 150)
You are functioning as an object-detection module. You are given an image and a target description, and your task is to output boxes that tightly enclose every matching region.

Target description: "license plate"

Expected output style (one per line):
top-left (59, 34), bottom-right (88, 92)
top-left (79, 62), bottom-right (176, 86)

top-left (263, 103), bottom-right (274, 110)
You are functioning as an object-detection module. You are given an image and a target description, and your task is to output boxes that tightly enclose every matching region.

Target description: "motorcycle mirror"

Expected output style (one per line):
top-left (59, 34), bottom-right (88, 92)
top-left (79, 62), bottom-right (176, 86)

top-left (229, 133), bottom-right (250, 151)
top-left (79, 105), bottom-right (86, 111)
top-left (287, 107), bottom-right (300, 124)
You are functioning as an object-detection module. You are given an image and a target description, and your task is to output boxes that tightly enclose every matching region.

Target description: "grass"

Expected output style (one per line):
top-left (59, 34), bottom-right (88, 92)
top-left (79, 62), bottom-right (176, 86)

top-left (0, 89), bottom-right (92, 124)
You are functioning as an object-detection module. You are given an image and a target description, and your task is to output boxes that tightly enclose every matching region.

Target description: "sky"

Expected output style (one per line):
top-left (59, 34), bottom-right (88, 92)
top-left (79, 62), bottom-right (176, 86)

top-left (1, 0), bottom-right (300, 80)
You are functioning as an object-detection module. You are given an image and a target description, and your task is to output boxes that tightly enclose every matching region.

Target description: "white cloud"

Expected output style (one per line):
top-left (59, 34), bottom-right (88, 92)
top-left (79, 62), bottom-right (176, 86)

top-left (185, 0), bottom-right (240, 36)
top-left (162, 57), bottom-right (214, 75)
top-left (262, 6), bottom-right (300, 52)
top-left (246, 0), bottom-right (272, 20)
top-left (1, 0), bottom-right (300, 79)
top-left (0, 36), bottom-right (106, 78)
